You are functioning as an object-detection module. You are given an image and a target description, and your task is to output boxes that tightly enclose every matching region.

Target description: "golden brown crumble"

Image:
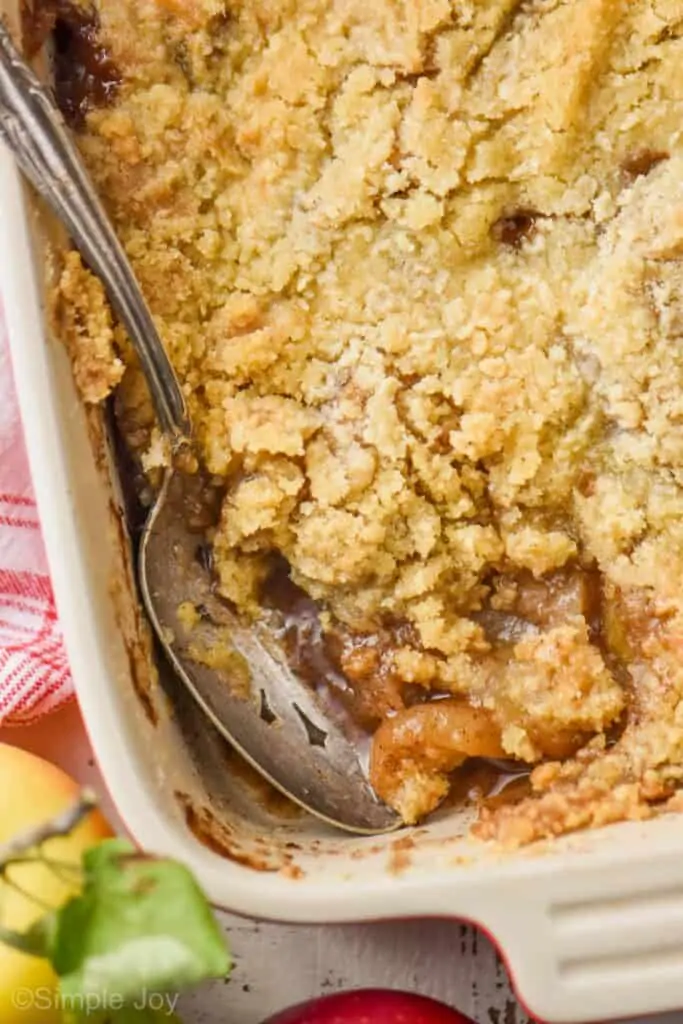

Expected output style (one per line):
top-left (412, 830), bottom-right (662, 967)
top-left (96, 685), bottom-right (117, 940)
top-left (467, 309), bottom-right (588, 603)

top-left (53, 251), bottom-right (124, 402)
top-left (51, 0), bottom-right (683, 843)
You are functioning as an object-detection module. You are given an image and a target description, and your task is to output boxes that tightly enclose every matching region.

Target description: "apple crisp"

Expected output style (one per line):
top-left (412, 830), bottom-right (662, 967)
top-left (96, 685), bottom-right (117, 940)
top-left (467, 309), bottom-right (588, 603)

top-left (45, 0), bottom-right (683, 844)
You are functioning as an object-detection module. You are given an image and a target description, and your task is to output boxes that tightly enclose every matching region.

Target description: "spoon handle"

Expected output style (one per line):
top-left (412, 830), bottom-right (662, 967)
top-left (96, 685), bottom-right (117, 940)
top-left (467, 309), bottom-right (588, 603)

top-left (0, 20), bottom-right (190, 448)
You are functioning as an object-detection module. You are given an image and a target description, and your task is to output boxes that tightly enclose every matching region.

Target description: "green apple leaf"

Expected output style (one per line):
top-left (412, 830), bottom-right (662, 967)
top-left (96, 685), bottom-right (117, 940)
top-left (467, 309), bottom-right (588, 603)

top-left (109, 1007), bottom-right (183, 1023)
top-left (51, 838), bottom-right (230, 1004)
top-left (63, 1009), bottom-right (183, 1024)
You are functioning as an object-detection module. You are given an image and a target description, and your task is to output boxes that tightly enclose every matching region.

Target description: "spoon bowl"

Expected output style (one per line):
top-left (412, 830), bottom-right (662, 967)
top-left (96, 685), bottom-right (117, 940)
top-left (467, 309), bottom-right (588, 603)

top-left (140, 469), bottom-right (401, 833)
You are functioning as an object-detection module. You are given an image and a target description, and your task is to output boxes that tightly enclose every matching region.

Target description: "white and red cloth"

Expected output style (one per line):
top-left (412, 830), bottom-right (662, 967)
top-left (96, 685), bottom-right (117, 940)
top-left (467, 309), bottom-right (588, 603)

top-left (0, 312), bottom-right (73, 725)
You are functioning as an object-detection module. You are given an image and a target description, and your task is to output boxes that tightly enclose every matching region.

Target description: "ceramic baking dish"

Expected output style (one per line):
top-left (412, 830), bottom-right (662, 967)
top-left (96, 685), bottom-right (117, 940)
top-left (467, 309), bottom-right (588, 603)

top-left (3, 4), bottom-right (683, 1021)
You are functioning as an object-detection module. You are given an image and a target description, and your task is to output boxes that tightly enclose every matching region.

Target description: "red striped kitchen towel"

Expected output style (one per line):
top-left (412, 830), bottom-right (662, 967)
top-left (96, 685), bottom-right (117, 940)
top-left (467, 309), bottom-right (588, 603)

top-left (0, 312), bottom-right (73, 724)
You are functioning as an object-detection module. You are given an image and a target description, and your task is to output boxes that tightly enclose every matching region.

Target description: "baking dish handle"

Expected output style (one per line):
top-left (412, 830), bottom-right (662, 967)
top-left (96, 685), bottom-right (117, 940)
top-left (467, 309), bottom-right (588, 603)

top-left (471, 848), bottom-right (683, 1023)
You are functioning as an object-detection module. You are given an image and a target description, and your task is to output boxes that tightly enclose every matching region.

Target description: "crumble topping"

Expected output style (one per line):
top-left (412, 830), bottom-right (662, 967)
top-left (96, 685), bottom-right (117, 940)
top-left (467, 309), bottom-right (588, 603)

top-left (53, 251), bottom-right (124, 402)
top-left (51, 0), bottom-right (683, 843)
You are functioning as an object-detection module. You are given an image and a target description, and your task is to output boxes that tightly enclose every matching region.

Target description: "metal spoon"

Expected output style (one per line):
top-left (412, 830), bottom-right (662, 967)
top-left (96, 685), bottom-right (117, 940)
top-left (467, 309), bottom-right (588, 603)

top-left (0, 20), bottom-right (401, 835)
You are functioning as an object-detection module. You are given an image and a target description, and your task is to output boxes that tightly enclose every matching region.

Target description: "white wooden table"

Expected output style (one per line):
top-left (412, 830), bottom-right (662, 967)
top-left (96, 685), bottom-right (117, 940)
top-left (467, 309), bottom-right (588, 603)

top-left (1, 703), bottom-right (677, 1024)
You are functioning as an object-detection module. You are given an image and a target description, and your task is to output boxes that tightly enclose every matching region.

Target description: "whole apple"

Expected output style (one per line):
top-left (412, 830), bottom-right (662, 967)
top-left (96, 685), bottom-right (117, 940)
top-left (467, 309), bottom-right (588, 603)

top-left (0, 743), bottom-right (113, 1024)
top-left (263, 989), bottom-right (476, 1024)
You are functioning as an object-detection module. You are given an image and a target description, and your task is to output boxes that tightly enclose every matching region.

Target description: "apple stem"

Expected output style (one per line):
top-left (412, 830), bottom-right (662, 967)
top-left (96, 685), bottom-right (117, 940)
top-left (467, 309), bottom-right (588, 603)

top-left (0, 790), bottom-right (98, 868)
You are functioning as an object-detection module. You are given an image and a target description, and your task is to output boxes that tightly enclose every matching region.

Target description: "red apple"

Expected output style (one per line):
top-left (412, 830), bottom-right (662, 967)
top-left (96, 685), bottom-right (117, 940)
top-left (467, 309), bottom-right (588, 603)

top-left (262, 989), bottom-right (476, 1024)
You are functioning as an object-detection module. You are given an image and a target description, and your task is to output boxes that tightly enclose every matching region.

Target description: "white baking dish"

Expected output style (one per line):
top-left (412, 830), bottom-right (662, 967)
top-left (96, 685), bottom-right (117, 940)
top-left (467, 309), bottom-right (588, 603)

top-left (3, 5), bottom-right (683, 1021)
